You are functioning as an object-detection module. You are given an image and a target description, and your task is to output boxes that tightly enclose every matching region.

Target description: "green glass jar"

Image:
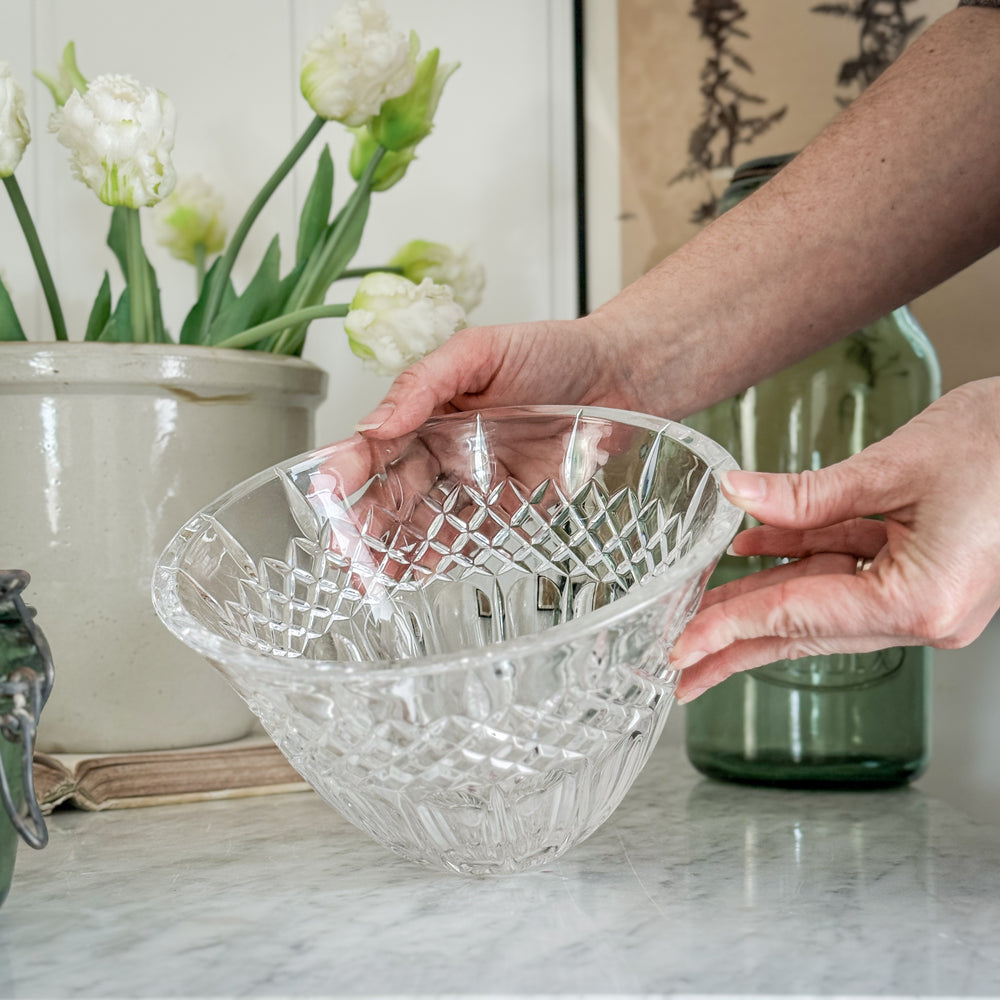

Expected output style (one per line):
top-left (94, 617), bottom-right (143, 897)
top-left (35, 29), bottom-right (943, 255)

top-left (0, 571), bottom-right (52, 905)
top-left (684, 154), bottom-right (941, 788)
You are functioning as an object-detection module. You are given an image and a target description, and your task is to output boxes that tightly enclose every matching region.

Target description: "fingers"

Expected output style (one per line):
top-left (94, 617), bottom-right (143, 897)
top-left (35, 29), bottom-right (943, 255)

top-left (719, 439), bottom-right (913, 530)
top-left (696, 550), bottom-right (857, 609)
top-left (674, 632), bottom-right (907, 703)
top-left (355, 326), bottom-right (505, 439)
top-left (676, 555), bottom-right (894, 669)
top-left (354, 317), bottom-right (617, 442)
top-left (729, 516), bottom-right (888, 560)
top-left (305, 434), bottom-right (377, 500)
top-left (672, 562), bottom-right (906, 702)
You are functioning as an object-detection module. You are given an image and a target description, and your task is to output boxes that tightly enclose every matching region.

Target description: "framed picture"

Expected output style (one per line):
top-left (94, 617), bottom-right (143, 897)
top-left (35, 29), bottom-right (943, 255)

top-left (578, 0), bottom-right (1000, 392)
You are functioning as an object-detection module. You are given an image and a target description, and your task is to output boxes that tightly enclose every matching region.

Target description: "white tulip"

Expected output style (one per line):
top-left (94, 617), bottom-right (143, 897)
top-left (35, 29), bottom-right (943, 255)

top-left (0, 62), bottom-right (31, 178)
top-left (389, 240), bottom-right (485, 313)
top-left (300, 0), bottom-right (417, 126)
top-left (51, 73), bottom-right (176, 208)
top-left (345, 272), bottom-right (465, 376)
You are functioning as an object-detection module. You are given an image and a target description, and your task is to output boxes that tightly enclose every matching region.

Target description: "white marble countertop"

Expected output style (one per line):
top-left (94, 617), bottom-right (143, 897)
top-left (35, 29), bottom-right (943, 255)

top-left (1, 738), bottom-right (999, 999)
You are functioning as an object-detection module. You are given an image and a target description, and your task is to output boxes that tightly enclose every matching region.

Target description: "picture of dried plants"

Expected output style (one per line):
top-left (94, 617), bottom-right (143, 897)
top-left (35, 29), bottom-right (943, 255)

top-left (613, 1), bottom-right (995, 394)
top-left (669, 0), bottom-right (788, 223)
top-left (812, 0), bottom-right (927, 103)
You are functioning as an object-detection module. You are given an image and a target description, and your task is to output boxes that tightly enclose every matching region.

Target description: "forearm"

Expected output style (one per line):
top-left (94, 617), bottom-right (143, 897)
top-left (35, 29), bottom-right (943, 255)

top-left (593, 5), bottom-right (1000, 419)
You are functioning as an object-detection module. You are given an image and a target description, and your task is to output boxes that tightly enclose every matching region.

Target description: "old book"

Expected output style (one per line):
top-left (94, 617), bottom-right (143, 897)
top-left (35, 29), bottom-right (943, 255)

top-left (32, 735), bottom-right (309, 813)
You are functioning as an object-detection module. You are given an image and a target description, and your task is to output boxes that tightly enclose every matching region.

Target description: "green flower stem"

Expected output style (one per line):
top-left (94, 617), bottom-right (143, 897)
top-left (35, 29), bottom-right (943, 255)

top-left (270, 146), bottom-right (386, 356)
top-left (197, 113), bottom-right (326, 342)
top-left (212, 303), bottom-right (348, 350)
top-left (124, 208), bottom-right (152, 343)
top-left (3, 175), bottom-right (68, 341)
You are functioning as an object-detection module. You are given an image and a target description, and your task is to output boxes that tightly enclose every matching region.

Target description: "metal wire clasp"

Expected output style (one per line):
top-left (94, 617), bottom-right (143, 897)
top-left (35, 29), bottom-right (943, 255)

top-left (0, 571), bottom-right (55, 850)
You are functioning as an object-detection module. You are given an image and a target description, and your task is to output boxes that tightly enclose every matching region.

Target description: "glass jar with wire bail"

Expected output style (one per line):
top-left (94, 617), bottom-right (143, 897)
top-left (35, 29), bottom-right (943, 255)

top-left (0, 570), bottom-right (53, 905)
top-left (683, 153), bottom-right (941, 788)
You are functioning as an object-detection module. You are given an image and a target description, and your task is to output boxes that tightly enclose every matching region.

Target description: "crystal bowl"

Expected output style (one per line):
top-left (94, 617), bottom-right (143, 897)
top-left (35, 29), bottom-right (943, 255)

top-left (152, 405), bottom-right (740, 875)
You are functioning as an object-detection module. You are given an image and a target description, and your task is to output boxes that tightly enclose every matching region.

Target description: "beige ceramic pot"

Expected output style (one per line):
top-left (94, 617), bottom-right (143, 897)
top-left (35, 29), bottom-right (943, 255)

top-left (2, 343), bottom-right (327, 753)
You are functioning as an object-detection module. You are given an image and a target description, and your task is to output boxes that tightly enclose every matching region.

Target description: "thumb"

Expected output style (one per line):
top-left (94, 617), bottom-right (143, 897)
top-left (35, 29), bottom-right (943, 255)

top-left (720, 443), bottom-right (914, 530)
top-left (354, 327), bottom-right (496, 439)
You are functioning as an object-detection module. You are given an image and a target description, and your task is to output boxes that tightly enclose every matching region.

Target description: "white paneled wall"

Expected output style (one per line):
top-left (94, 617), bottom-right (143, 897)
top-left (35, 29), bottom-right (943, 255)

top-left (2, 0), bottom-right (578, 444)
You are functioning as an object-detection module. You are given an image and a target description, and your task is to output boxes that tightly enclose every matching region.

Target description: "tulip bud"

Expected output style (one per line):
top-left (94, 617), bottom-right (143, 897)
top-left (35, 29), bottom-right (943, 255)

top-left (34, 42), bottom-right (88, 107)
top-left (389, 239), bottom-right (484, 312)
top-left (369, 48), bottom-right (458, 152)
top-left (151, 174), bottom-right (227, 265)
top-left (344, 271), bottom-right (465, 376)
top-left (348, 125), bottom-right (415, 191)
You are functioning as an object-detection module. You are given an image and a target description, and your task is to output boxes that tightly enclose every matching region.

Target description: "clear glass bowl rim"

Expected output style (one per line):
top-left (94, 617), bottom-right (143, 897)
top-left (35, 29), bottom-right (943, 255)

top-left (151, 404), bottom-right (741, 682)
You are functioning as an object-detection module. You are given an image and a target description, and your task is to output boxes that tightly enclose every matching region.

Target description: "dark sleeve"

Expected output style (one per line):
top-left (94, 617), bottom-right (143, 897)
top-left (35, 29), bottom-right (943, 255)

top-left (958, 0), bottom-right (1000, 7)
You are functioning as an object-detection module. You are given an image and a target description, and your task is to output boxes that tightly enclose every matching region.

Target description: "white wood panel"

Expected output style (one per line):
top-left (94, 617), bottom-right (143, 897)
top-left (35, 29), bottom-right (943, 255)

top-left (0, 1), bottom-right (578, 444)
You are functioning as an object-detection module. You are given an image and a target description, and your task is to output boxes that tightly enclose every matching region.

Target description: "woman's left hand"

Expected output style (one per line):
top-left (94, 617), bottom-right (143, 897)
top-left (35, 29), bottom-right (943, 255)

top-left (672, 378), bottom-right (1000, 703)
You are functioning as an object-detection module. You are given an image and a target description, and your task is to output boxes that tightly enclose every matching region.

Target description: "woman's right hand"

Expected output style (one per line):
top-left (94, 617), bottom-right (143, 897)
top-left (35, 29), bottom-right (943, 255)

top-left (353, 315), bottom-right (654, 440)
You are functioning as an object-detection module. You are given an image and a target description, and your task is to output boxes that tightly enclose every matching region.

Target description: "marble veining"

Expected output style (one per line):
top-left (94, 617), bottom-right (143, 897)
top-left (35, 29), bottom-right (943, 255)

top-left (1, 740), bottom-right (999, 998)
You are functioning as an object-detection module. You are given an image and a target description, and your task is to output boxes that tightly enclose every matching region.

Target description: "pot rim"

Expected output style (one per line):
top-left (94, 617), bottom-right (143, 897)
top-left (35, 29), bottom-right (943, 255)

top-left (0, 342), bottom-right (327, 397)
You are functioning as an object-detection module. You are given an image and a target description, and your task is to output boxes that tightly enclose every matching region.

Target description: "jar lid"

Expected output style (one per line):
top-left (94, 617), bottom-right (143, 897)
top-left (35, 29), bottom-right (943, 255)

top-left (717, 152), bottom-right (798, 216)
top-left (729, 152), bottom-right (797, 184)
top-left (0, 571), bottom-right (52, 851)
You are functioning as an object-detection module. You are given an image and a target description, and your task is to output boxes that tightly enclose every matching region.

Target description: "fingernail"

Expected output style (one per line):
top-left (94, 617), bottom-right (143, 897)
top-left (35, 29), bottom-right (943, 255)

top-left (356, 403), bottom-right (395, 433)
top-left (670, 649), bottom-right (707, 672)
top-left (675, 686), bottom-right (706, 705)
top-left (721, 470), bottom-right (767, 503)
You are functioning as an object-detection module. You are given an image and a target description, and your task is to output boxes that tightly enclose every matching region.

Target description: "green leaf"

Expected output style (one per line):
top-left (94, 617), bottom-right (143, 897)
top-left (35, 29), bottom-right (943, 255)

top-left (313, 187), bottom-right (371, 291)
top-left (0, 280), bottom-right (27, 341)
top-left (275, 257), bottom-right (309, 310)
top-left (203, 236), bottom-right (283, 346)
top-left (194, 114), bottom-right (325, 344)
top-left (296, 145), bottom-right (334, 267)
top-left (266, 147), bottom-right (383, 356)
top-left (265, 189), bottom-right (370, 356)
top-left (179, 258), bottom-right (235, 345)
top-left (250, 257), bottom-right (310, 352)
top-left (84, 273), bottom-right (113, 341)
top-left (97, 288), bottom-right (133, 342)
